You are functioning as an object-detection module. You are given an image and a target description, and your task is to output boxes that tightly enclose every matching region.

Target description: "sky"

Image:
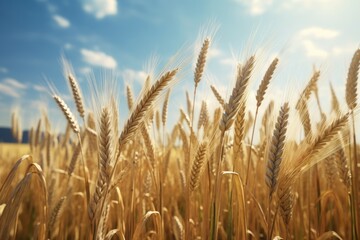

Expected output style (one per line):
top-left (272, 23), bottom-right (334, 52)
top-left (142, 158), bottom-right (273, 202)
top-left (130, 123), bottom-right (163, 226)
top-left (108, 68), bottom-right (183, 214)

top-left (0, 0), bottom-right (359, 134)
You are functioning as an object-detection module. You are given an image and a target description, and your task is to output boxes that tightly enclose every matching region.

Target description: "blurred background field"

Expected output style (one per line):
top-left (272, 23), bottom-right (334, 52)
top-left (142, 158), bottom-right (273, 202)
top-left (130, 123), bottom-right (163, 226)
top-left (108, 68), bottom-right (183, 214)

top-left (0, 144), bottom-right (30, 158)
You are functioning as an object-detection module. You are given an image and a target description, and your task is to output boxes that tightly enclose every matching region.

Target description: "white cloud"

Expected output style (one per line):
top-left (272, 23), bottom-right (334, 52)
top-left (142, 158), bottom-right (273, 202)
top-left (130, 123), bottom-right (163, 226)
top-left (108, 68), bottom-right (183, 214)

top-left (82, 0), bottom-right (118, 19)
top-left (299, 27), bottom-right (339, 39)
top-left (282, 0), bottom-right (341, 9)
top-left (33, 85), bottom-right (47, 92)
top-left (235, 0), bottom-right (273, 15)
top-left (53, 14), bottom-right (70, 28)
top-left (219, 57), bottom-right (236, 67)
top-left (299, 39), bottom-right (357, 60)
top-left (0, 67), bottom-right (8, 73)
top-left (236, 0), bottom-right (341, 15)
top-left (37, 0), bottom-right (57, 13)
top-left (3, 78), bottom-right (27, 89)
top-left (64, 43), bottom-right (73, 50)
top-left (0, 83), bottom-right (20, 98)
top-left (208, 47), bottom-right (222, 59)
top-left (332, 45), bottom-right (357, 56)
top-left (301, 40), bottom-right (328, 59)
top-left (79, 67), bottom-right (92, 75)
top-left (30, 100), bottom-right (47, 109)
top-left (294, 27), bottom-right (342, 59)
top-left (120, 69), bottom-right (147, 85)
top-left (80, 49), bottom-right (117, 69)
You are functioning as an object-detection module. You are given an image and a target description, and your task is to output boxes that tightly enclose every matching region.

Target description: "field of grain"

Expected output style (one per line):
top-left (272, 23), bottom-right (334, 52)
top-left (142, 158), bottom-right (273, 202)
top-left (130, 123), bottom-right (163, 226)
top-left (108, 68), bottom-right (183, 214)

top-left (0, 38), bottom-right (359, 240)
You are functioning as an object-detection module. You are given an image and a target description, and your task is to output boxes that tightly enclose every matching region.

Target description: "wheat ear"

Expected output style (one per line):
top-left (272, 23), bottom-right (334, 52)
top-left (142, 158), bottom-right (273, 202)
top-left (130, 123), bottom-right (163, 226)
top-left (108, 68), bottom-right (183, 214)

top-left (126, 85), bottom-right (134, 110)
top-left (155, 110), bottom-right (161, 132)
top-left (53, 95), bottom-right (80, 134)
top-left (198, 101), bottom-right (209, 131)
top-left (48, 196), bottom-right (66, 237)
top-left (346, 49), bottom-right (360, 110)
top-left (141, 125), bottom-right (156, 169)
top-left (265, 102), bottom-right (290, 197)
top-left (194, 38), bottom-right (210, 87)
top-left (335, 148), bottom-right (352, 190)
top-left (299, 101), bottom-right (312, 139)
top-left (29, 127), bottom-right (34, 152)
top-left (324, 156), bottom-right (337, 188)
top-left (220, 56), bottom-right (255, 132)
top-left (290, 113), bottom-right (350, 176)
top-left (256, 57), bottom-right (278, 108)
top-left (296, 70), bottom-right (320, 110)
top-left (119, 69), bottom-right (178, 147)
top-left (68, 133), bottom-right (87, 176)
top-left (180, 109), bottom-right (191, 129)
top-left (35, 119), bottom-right (42, 148)
top-left (98, 106), bottom-right (114, 181)
top-left (210, 85), bottom-right (226, 109)
top-left (278, 182), bottom-right (294, 226)
top-left (233, 103), bottom-right (246, 160)
top-left (189, 142), bottom-right (208, 191)
top-left (68, 74), bottom-right (85, 118)
top-left (173, 216), bottom-right (184, 240)
top-left (246, 58), bottom-right (278, 186)
top-left (261, 101), bottom-right (274, 135)
top-left (11, 112), bottom-right (17, 141)
top-left (305, 113), bottom-right (349, 162)
top-left (329, 82), bottom-right (341, 115)
top-left (185, 91), bottom-right (193, 118)
top-left (16, 115), bottom-right (22, 143)
top-left (89, 107), bottom-right (113, 225)
top-left (178, 123), bottom-right (190, 171)
top-left (162, 89), bottom-right (171, 126)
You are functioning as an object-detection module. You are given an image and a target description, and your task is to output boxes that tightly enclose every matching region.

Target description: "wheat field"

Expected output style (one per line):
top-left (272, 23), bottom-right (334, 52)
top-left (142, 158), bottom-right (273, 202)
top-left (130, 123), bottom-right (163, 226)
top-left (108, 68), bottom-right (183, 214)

top-left (0, 38), bottom-right (359, 240)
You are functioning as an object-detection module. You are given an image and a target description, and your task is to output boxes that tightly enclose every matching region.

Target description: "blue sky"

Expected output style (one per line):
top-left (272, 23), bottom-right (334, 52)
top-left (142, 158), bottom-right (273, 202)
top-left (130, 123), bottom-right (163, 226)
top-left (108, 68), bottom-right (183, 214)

top-left (0, 0), bottom-right (359, 133)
